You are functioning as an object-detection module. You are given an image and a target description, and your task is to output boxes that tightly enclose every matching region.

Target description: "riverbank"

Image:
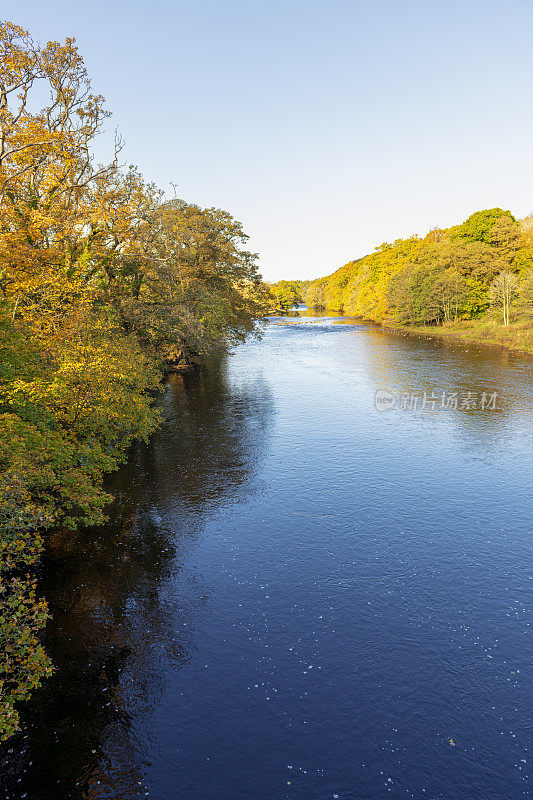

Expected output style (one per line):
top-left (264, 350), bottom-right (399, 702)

top-left (308, 304), bottom-right (533, 355)
top-left (382, 316), bottom-right (533, 355)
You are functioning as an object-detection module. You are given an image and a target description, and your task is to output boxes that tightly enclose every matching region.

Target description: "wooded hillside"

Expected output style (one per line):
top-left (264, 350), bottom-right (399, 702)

top-left (305, 209), bottom-right (533, 338)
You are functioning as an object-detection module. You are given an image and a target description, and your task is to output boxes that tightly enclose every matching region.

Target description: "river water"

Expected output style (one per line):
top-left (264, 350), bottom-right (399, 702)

top-left (2, 313), bottom-right (532, 800)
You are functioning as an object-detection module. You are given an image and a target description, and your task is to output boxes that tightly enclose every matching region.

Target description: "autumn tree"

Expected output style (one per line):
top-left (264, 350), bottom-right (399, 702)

top-left (429, 269), bottom-right (468, 322)
top-left (489, 271), bottom-right (519, 326)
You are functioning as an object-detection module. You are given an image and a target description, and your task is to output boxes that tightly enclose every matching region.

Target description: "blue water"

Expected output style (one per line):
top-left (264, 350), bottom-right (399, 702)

top-left (2, 315), bottom-right (532, 800)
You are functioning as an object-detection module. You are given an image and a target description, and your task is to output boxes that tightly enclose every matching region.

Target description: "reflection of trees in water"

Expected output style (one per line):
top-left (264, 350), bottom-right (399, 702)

top-left (139, 356), bottom-right (275, 511)
top-left (356, 325), bottom-right (532, 446)
top-left (1, 357), bottom-right (274, 800)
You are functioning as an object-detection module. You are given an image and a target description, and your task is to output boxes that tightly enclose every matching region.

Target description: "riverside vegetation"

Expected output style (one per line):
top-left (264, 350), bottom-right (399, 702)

top-left (303, 208), bottom-right (533, 353)
top-left (0, 22), bottom-right (269, 740)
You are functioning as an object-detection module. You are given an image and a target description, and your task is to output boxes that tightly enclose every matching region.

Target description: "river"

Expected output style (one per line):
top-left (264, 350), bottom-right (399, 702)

top-left (1, 312), bottom-right (531, 800)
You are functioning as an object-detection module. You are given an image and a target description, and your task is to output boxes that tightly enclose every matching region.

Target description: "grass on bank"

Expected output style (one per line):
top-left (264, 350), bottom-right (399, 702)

top-left (386, 308), bottom-right (533, 355)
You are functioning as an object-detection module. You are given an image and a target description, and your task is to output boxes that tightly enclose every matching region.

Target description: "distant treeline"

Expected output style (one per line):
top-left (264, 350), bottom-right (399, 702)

top-left (264, 280), bottom-right (314, 312)
top-left (304, 208), bottom-right (533, 328)
top-left (0, 22), bottom-right (267, 740)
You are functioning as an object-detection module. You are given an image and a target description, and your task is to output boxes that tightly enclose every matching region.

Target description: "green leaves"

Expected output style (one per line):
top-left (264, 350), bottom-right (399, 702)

top-left (267, 281), bottom-right (303, 313)
top-left (0, 574), bottom-right (53, 741)
top-left (449, 208), bottom-right (517, 246)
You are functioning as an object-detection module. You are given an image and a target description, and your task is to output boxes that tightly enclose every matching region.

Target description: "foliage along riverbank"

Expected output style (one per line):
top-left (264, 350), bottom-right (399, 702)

top-left (304, 208), bottom-right (533, 354)
top-left (0, 22), bottom-right (269, 741)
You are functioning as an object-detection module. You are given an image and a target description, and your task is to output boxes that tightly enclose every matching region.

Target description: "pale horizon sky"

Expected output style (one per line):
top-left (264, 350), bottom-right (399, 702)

top-left (5, 0), bottom-right (533, 281)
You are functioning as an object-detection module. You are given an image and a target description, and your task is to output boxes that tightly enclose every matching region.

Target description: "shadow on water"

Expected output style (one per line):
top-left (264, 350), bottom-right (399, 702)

top-left (1, 355), bottom-right (274, 800)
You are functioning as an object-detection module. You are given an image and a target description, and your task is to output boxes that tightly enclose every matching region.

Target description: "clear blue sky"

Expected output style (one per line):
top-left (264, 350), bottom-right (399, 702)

top-left (5, 0), bottom-right (533, 280)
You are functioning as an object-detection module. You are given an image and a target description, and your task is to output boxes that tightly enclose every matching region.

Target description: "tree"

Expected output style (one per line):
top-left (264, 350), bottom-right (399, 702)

top-left (305, 280), bottom-right (326, 308)
top-left (450, 208), bottom-right (517, 245)
top-left (518, 270), bottom-right (533, 308)
top-left (489, 271), bottom-right (519, 326)
top-left (429, 269), bottom-right (468, 322)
